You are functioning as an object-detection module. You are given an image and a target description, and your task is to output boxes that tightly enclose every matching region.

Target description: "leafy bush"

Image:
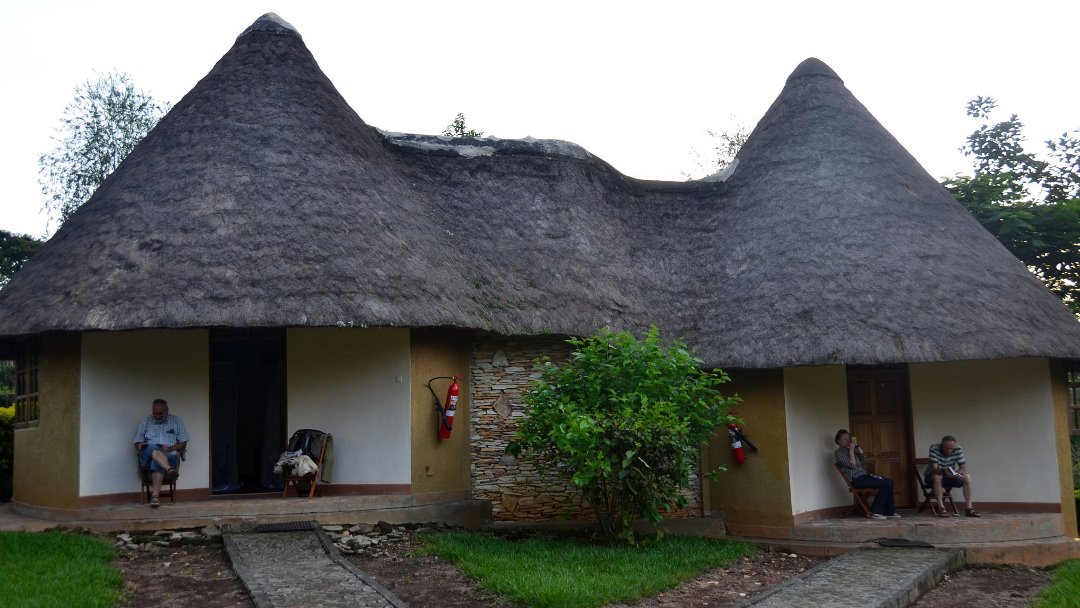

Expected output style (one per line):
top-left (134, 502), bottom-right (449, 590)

top-left (0, 360), bottom-right (13, 407)
top-left (0, 405), bottom-right (12, 502)
top-left (1071, 436), bottom-right (1079, 488)
top-left (508, 326), bottom-right (740, 543)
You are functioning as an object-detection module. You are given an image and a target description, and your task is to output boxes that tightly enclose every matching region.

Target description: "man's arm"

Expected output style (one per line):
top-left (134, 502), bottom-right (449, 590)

top-left (133, 417), bottom-right (148, 447)
top-left (928, 444), bottom-right (943, 475)
top-left (174, 416), bottom-right (190, 444)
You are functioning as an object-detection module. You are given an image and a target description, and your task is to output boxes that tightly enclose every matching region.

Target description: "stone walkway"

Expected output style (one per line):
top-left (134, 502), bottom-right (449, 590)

top-left (223, 523), bottom-right (407, 608)
top-left (741, 547), bottom-right (963, 608)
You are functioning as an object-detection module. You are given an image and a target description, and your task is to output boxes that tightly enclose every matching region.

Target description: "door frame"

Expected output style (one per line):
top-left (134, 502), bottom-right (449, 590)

top-left (846, 365), bottom-right (916, 509)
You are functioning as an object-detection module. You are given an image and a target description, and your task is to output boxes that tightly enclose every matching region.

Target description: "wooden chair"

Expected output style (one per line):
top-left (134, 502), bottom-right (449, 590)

top-left (914, 457), bottom-right (959, 516)
top-left (282, 429), bottom-right (331, 498)
top-left (136, 448), bottom-right (185, 503)
top-left (833, 462), bottom-right (877, 518)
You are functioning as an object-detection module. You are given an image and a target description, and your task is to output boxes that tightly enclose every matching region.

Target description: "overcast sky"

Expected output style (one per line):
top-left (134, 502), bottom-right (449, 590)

top-left (3, 0), bottom-right (1078, 238)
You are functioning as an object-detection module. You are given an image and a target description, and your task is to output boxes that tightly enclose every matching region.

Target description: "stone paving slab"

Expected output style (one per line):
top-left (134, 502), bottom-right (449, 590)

top-left (740, 547), bottom-right (963, 608)
top-left (223, 524), bottom-right (407, 608)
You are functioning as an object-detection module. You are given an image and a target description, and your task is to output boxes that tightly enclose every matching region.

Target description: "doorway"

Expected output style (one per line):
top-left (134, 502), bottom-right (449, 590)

top-left (210, 328), bottom-right (286, 494)
top-left (846, 366), bottom-right (914, 508)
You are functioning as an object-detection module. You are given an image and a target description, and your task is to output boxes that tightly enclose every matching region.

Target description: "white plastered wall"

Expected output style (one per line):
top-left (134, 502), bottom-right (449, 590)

top-left (909, 357), bottom-right (1060, 504)
top-left (80, 330), bottom-right (210, 496)
top-left (286, 327), bottom-right (411, 485)
top-left (785, 365), bottom-right (851, 515)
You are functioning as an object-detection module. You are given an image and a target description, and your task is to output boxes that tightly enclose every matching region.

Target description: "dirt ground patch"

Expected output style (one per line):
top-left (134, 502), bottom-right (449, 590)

top-left (914, 566), bottom-right (1050, 608)
top-left (112, 542), bottom-right (252, 608)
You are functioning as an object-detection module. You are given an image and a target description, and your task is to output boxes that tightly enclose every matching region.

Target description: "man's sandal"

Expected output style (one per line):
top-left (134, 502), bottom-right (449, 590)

top-left (150, 496), bottom-right (160, 508)
top-left (965, 507), bottom-right (981, 518)
top-left (936, 507), bottom-right (950, 517)
top-left (165, 468), bottom-right (179, 481)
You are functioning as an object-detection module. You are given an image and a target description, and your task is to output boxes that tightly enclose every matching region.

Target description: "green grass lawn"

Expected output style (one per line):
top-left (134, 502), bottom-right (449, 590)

top-left (424, 531), bottom-right (755, 608)
top-left (0, 531), bottom-right (124, 608)
top-left (1037, 559), bottom-right (1080, 607)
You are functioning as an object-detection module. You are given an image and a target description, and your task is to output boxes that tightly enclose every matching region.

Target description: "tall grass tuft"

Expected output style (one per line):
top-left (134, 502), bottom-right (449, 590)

top-left (426, 531), bottom-right (754, 608)
top-left (1037, 559), bottom-right (1080, 608)
top-left (0, 531), bottom-right (124, 607)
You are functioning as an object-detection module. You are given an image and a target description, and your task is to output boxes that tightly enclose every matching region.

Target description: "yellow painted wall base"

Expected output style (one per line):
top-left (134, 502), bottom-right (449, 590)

top-left (705, 368), bottom-right (794, 529)
top-left (410, 330), bottom-right (470, 496)
top-left (13, 333), bottom-right (81, 509)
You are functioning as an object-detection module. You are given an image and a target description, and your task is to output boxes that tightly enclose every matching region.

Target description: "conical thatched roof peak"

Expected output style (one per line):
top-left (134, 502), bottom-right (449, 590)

top-left (1, 19), bottom-right (1078, 369)
top-left (239, 13), bottom-right (301, 39)
top-left (787, 57), bottom-right (842, 83)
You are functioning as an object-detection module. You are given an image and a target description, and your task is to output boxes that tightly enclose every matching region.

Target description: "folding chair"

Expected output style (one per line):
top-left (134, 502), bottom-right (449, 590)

top-left (136, 448), bottom-right (185, 503)
top-left (834, 462), bottom-right (877, 518)
top-left (914, 457), bottom-right (959, 516)
top-left (282, 429), bottom-right (331, 498)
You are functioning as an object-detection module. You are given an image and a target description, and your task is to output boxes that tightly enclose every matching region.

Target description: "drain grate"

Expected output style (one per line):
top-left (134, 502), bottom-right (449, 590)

top-left (255, 521), bottom-right (316, 533)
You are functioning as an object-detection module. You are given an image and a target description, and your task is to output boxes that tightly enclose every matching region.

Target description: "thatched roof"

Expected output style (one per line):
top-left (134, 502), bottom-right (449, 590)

top-left (2, 14), bottom-right (1078, 368)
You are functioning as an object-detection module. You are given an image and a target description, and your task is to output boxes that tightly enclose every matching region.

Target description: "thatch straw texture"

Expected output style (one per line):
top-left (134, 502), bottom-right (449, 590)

top-left (1, 15), bottom-right (1077, 368)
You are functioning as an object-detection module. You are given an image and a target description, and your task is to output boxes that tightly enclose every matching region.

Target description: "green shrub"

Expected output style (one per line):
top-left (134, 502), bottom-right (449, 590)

top-left (1071, 436), bottom-right (1079, 489)
top-left (509, 325), bottom-right (740, 543)
top-left (0, 405), bottom-right (12, 502)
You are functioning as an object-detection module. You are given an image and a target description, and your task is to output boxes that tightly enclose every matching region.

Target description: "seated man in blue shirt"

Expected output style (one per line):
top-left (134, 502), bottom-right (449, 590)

top-left (134, 398), bottom-right (189, 507)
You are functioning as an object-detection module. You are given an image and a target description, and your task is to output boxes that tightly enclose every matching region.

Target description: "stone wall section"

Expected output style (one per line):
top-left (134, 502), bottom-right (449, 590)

top-left (469, 335), bottom-right (701, 522)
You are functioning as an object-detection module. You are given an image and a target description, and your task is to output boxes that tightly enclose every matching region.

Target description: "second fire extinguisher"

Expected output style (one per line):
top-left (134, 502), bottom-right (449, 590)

top-left (727, 422), bottom-right (758, 464)
top-left (728, 423), bottom-right (746, 464)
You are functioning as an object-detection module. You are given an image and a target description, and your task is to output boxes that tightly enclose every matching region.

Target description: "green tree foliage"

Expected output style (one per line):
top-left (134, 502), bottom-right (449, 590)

top-left (684, 125), bottom-right (749, 180)
top-left (442, 112), bottom-right (484, 138)
top-left (508, 326), bottom-right (740, 543)
top-left (0, 230), bottom-right (44, 288)
top-left (943, 97), bottom-right (1080, 313)
top-left (38, 72), bottom-right (170, 229)
top-left (0, 404), bottom-right (12, 502)
top-left (0, 361), bottom-right (12, 408)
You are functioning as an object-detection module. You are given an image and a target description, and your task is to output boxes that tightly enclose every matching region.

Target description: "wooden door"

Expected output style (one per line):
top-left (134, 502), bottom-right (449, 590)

top-left (847, 367), bottom-right (914, 508)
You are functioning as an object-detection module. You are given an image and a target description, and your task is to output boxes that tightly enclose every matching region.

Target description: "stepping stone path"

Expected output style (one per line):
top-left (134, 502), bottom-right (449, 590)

top-left (223, 522), bottom-right (407, 608)
top-left (741, 547), bottom-right (963, 608)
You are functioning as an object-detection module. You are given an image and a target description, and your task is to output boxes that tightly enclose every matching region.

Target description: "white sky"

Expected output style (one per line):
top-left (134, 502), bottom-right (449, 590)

top-left (2, 1), bottom-right (1078, 238)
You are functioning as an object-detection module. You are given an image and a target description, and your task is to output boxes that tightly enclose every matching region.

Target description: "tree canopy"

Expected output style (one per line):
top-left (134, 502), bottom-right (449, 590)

top-left (0, 230), bottom-right (44, 288)
top-left (38, 72), bottom-right (170, 230)
top-left (942, 97), bottom-right (1080, 314)
top-left (442, 112), bottom-right (483, 138)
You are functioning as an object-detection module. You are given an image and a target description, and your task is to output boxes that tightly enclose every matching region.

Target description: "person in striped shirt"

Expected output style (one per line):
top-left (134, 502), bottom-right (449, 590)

top-left (926, 435), bottom-right (979, 517)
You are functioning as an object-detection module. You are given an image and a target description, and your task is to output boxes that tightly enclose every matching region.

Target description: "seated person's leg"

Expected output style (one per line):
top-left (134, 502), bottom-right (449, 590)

top-left (851, 475), bottom-right (888, 515)
top-left (165, 452), bottom-right (180, 480)
top-left (140, 444), bottom-right (164, 471)
top-left (869, 476), bottom-right (894, 516)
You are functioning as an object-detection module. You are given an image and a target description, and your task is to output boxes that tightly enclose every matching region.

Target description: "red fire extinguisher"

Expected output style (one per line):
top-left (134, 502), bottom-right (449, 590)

top-left (727, 423), bottom-right (758, 464)
top-left (429, 375), bottom-right (461, 440)
top-left (728, 423), bottom-right (746, 464)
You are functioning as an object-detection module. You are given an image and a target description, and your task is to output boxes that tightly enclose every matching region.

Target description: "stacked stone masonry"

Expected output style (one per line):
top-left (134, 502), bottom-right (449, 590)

top-left (469, 335), bottom-right (700, 522)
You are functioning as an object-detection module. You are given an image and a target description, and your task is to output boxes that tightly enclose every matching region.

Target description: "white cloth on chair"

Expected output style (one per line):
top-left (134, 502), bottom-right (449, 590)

top-left (273, 450), bottom-right (319, 477)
